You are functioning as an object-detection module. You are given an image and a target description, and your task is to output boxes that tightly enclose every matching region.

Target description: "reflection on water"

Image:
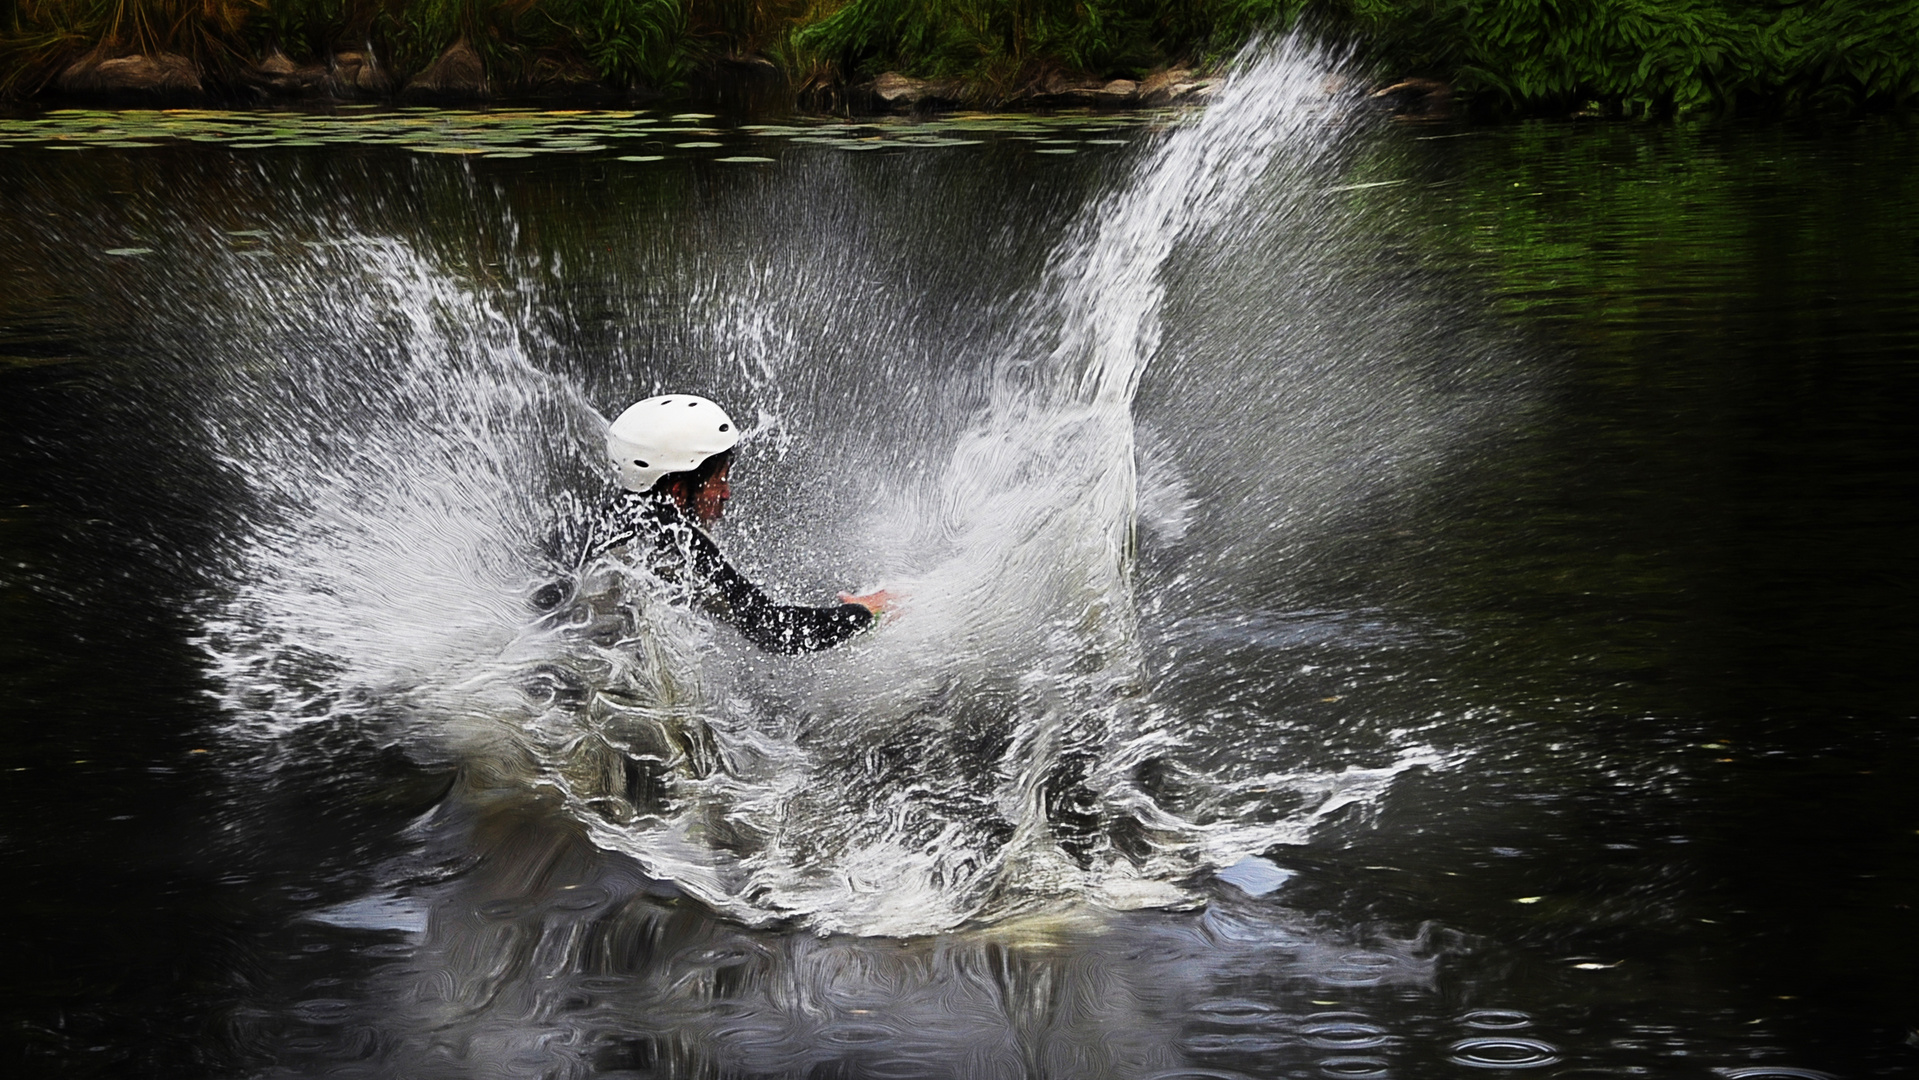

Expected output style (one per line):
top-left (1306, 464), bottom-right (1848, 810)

top-left (240, 801), bottom-right (1444, 1079)
top-left (2, 34), bottom-right (1917, 1080)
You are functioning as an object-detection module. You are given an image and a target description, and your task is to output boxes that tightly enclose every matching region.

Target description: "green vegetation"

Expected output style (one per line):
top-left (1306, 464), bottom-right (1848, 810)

top-left (1322, 0), bottom-right (1919, 115)
top-left (3, 0), bottom-right (1917, 112)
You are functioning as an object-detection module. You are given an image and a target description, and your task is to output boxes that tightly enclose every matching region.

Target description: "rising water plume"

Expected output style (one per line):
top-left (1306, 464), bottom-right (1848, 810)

top-left (186, 35), bottom-right (1446, 936)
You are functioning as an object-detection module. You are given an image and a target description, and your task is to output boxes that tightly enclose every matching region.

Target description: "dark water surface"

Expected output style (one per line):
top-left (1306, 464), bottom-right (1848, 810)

top-left (2, 83), bottom-right (1917, 1080)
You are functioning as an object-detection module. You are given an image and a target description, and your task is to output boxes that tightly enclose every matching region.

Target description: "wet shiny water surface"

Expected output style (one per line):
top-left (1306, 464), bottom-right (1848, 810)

top-left (4, 42), bottom-right (1917, 1080)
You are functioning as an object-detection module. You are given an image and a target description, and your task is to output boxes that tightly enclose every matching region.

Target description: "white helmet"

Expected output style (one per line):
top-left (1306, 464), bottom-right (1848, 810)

top-left (606, 394), bottom-right (740, 492)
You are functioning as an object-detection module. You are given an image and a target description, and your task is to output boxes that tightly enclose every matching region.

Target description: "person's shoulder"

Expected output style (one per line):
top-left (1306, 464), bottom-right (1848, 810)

top-left (589, 490), bottom-right (662, 557)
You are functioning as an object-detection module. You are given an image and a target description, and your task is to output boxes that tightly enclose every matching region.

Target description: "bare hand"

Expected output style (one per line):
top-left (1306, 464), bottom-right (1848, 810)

top-left (839, 588), bottom-right (901, 618)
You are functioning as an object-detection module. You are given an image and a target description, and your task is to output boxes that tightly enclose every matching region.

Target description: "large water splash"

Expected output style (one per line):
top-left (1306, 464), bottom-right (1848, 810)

top-left (187, 35), bottom-right (1450, 935)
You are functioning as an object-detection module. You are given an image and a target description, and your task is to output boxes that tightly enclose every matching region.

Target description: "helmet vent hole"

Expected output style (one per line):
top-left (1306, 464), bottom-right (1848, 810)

top-left (634, 459), bottom-right (648, 468)
top-left (688, 401), bottom-right (698, 407)
top-left (718, 423), bottom-right (730, 432)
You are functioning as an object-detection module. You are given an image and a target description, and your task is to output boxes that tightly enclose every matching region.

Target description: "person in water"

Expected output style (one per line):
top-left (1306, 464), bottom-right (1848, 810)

top-left (590, 393), bottom-right (893, 654)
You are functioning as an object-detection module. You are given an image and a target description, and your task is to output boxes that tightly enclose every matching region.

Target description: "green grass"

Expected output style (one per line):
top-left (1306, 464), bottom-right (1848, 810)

top-left (4, 0), bottom-right (1918, 112)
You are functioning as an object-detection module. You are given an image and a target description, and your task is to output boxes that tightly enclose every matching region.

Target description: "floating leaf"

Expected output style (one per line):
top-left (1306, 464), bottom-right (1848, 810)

top-left (103, 247), bottom-right (154, 256)
top-left (617, 155), bottom-right (664, 162)
top-left (714, 156), bottom-right (775, 163)
top-left (675, 141), bottom-right (723, 149)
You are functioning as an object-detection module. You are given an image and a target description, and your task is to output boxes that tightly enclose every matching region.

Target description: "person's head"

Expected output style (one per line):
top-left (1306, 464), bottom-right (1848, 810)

top-left (606, 394), bottom-right (740, 522)
top-left (654, 447), bottom-right (733, 524)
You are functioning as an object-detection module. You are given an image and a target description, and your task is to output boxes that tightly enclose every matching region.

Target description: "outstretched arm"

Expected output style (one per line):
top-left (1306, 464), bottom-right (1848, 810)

top-left (681, 527), bottom-right (875, 654)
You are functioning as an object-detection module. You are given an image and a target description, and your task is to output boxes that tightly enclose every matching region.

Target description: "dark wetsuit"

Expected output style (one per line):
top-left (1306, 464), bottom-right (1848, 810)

top-left (587, 489), bottom-right (873, 654)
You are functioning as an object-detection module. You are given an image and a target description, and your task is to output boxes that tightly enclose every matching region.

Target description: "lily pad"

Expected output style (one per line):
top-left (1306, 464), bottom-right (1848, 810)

top-left (103, 248), bottom-right (154, 256)
top-left (674, 141), bottom-right (723, 149)
top-left (714, 156), bottom-right (774, 163)
top-left (670, 113), bottom-right (716, 121)
top-left (1035, 148), bottom-right (1078, 155)
top-left (485, 151), bottom-right (535, 159)
top-left (617, 155), bottom-right (664, 162)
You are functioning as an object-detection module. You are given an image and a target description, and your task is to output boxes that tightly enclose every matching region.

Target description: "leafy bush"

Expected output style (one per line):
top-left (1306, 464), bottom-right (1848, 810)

top-left (3, 0), bottom-right (1917, 110)
top-left (794, 0), bottom-right (1174, 87)
top-left (1324, 0), bottom-right (1919, 115)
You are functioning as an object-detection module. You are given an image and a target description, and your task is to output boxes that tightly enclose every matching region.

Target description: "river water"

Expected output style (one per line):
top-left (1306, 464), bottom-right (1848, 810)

top-left (2, 38), bottom-right (1916, 1080)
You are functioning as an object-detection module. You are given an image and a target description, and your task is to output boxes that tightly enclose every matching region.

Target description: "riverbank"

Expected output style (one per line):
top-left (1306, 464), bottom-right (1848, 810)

top-left (3, 0), bottom-right (1914, 116)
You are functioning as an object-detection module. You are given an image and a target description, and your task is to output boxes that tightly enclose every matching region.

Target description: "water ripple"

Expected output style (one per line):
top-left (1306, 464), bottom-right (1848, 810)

top-left (1459, 1007), bottom-right (1533, 1030)
top-left (1302, 1012), bottom-right (1389, 1050)
top-left (1318, 1057), bottom-right (1391, 1078)
top-left (1183, 1032), bottom-right (1293, 1053)
top-left (1446, 1036), bottom-right (1562, 1069)
top-left (1187, 998), bottom-right (1289, 1027)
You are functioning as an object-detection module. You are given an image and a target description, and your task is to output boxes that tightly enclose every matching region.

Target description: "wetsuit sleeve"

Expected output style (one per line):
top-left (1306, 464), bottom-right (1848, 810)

top-left (679, 525), bottom-right (875, 654)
